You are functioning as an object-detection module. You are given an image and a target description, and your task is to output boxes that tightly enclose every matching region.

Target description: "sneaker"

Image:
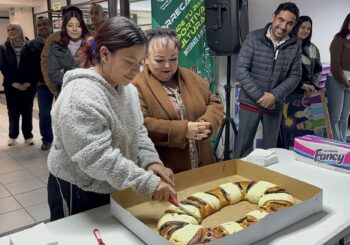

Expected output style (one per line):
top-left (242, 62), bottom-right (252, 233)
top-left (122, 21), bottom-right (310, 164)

top-left (41, 142), bottom-right (51, 151)
top-left (25, 138), bottom-right (34, 146)
top-left (8, 138), bottom-right (18, 146)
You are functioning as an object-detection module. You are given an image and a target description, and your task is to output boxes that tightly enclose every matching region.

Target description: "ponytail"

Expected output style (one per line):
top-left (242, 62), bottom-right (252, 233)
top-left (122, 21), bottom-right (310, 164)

top-left (76, 16), bottom-right (147, 69)
top-left (76, 36), bottom-right (96, 68)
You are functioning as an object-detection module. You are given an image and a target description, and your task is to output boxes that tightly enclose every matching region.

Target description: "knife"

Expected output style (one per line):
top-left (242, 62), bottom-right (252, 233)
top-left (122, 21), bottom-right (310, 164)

top-left (168, 196), bottom-right (200, 221)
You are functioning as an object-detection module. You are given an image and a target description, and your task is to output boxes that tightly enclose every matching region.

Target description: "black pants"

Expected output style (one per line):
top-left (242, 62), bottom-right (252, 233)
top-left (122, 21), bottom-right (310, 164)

top-left (47, 173), bottom-right (110, 221)
top-left (4, 85), bottom-right (36, 139)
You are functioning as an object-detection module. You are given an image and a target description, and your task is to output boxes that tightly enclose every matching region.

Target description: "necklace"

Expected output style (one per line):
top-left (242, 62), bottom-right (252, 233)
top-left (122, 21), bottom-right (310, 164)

top-left (163, 84), bottom-right (180, 95)
top-left (162, 84), bottom-right (186, 120)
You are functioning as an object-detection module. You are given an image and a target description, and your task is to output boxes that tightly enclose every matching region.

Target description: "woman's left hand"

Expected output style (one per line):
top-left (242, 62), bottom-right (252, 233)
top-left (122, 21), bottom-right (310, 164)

top-left (301, 84), bottom-right (315, 97)
top-left (195, 119), bottom-right (212, 140)
top-left (147, 163), bottom-right (175, 187)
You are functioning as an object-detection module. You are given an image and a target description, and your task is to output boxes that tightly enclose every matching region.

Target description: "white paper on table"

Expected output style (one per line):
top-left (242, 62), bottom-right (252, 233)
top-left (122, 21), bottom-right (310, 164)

top-left (10, 223), bottom-right (58, 245)
top-left (246, 149), bottom-right (279, 167)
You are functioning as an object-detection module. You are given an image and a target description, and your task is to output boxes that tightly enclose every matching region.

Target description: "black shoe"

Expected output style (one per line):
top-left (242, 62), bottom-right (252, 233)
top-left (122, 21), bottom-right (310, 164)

top-left (41, 143), bottom-right (51, 151)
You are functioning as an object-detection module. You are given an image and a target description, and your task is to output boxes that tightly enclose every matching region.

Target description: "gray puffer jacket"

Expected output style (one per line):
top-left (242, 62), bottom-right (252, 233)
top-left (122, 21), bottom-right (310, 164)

top-left (48, 68), bottom-right (161, 197)
top-left (236, 24), bottom-right (302, 112)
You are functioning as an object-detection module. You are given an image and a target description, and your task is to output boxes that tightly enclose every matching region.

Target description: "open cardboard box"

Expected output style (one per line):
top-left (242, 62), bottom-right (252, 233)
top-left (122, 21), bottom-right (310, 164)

top-left (110, 160), bottom-right (323, 244)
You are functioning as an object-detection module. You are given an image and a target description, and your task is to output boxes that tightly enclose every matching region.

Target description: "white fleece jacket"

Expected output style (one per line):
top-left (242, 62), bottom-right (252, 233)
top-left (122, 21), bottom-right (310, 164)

top-left (48, 68), bottom-right (162, 197)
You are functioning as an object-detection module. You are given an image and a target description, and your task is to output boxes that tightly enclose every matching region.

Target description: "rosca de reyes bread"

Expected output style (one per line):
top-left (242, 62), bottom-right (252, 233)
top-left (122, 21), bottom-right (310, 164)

top-left (158, 181), bottom-right (295, 244)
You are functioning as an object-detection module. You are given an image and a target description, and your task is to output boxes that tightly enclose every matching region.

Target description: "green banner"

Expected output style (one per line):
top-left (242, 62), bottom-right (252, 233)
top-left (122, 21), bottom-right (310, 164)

top-left (151, 0), bottom-right (216, 91)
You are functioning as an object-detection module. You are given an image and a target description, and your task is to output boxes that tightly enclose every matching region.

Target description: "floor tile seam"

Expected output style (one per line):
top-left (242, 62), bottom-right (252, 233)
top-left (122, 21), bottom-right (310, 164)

top-left (4, 183), bottom-right (47, 196)
top-left (0, 183), bottom-right (14, 200)
top-left (0, 204), bottom-right (24, 215)
top-left (2, 150), bottom-right (22, 165)
top-left (23, 200), bottom-right (49, 210)
top-left (19, 205), bottom-right (39, 223)
top-left (0, 171), bottom-right (37, 185)
top-left (15, 194), bottom-right (48, 209)
top-left (13, 186), bottom-right (47, 197)
top-left (21, 163), bottom-right (49, 173)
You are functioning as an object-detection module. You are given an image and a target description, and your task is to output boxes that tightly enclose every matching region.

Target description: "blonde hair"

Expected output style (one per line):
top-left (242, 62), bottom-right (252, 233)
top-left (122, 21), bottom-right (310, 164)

top-left (7, 21), bottom-right (25, 43)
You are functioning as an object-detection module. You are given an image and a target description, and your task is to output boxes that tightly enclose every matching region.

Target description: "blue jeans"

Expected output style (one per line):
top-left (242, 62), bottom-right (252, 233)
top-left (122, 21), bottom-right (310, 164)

top-left (326, 76), bottom-right (350, 142)
top-left (37, 84), bottom-right (54, 144)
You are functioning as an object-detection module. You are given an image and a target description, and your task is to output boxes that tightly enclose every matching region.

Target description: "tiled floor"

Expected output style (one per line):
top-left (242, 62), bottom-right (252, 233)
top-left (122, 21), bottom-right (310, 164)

top-left (0, 94), bottom-right (50, 237)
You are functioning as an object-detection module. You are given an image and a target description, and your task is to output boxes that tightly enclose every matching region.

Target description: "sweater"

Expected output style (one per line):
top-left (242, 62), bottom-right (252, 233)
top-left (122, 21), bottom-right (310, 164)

top-left (293, 42), bottom-right (322, 94)
top-left (48, 68), bottom-right (162, 197)
top-left (330, 35), bottom-right (350, 87)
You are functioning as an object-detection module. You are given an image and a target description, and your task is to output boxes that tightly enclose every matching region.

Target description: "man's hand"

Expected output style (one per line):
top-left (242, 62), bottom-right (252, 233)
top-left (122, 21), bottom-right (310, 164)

top-left (147, 163), bottom-right (174, 187)
top-left (257, 92), bottom-right (276, 109)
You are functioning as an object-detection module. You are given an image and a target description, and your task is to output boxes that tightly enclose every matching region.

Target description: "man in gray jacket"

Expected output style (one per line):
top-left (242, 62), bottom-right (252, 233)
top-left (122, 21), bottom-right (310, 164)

top-left (234, 2), bottom-right (302, 158)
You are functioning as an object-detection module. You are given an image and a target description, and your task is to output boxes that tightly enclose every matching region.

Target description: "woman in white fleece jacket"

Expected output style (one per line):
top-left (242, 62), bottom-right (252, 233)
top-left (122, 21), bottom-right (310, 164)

top-left (47, 16), bottom-right (176, 221)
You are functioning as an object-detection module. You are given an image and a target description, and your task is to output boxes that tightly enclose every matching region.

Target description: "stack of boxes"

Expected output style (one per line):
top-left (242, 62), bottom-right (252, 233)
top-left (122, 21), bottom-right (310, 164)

top-left (318, 64), bottom-right (331, 90)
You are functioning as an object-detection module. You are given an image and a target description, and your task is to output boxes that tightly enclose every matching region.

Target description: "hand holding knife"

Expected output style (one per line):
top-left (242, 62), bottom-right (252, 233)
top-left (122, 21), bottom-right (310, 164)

top-left (168, 196), bottom-right (199, 220)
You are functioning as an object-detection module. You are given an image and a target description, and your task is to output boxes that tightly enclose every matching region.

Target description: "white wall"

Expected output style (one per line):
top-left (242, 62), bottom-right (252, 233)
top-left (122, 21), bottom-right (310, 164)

top-left (9, 7), bottom-right (35, 39)
top-left (0, 18), bottom-right (9, 91)
top-left (34, 0), bottom-right (48, 14)
top-left (249, 0), bottom-right (350, 64)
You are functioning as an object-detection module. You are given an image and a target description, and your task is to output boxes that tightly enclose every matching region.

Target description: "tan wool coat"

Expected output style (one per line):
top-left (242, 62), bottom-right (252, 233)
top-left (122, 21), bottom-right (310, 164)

top-left (132, 66), bottom-right (224, 173)
top-left (41, 31), bottom-right (61, 96)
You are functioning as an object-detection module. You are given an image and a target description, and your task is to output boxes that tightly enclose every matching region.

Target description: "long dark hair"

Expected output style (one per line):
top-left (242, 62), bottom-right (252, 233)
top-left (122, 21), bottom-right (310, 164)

top-left (292, 15), bottom-right (313, 47)
top-left (59, 7), bottom-right (89, 46)
top-left (77, 16), bottom-right (147, 68)
top-left (336, 13), bottom-right (350, 38)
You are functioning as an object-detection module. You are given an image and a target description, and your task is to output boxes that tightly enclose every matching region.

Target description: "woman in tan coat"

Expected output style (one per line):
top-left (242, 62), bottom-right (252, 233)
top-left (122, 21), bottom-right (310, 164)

top-left (132, 28), bottom-right (223, 173)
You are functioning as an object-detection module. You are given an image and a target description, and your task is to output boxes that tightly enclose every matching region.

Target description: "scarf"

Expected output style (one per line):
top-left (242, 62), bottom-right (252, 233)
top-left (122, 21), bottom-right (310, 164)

top-left (67, 39), bottom-right (82, 56)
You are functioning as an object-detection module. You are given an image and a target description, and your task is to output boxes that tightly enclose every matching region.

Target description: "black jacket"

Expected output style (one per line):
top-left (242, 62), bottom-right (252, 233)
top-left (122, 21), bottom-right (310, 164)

top-left (48, 43), bottom-right (79, 87)
top-left (22, 37), bottom-right (46, 84)
top-left (0, 40), bottom-right (35, 88)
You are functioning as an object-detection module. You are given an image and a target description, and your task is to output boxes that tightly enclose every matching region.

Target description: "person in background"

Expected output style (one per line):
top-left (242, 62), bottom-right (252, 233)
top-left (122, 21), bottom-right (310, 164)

top-left (278, 15), bottom-right (323, 149)
top-left (47, 16), bottom-right (176, 221)
top-left (290, 15), bottom-right (322, 96)
top-left (88, 3), bottom-right (105, 33)
top-left (40, 6), bottom-right (84, 96)
top-left (132, 28), bottom-right (223, 174)
top-left (23, 17), bottom-right (54, 151)
top-left (233, 2), bottom-right (301, 158)
top-left (326, 13), bottom-right (350, 142)
top-left (0, 22), bottom-right (36, 146)
top-left (47, 7), bottom-right (89, 95)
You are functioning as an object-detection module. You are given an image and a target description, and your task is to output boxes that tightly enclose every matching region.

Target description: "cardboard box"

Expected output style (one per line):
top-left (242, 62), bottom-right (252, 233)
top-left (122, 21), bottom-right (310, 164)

top-left (294, 135), bottom-right (350, 174)
top-left (110, 160), bottom-right (322, 244)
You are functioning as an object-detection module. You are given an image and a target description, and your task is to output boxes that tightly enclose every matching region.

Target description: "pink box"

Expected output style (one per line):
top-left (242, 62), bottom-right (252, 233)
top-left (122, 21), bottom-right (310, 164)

top-left (294, 135), bottom-right (350, 173)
